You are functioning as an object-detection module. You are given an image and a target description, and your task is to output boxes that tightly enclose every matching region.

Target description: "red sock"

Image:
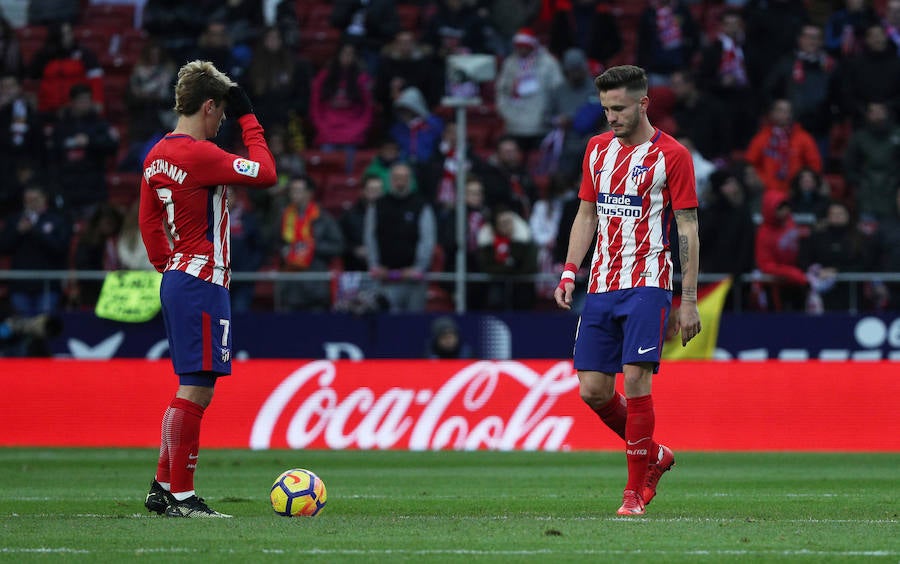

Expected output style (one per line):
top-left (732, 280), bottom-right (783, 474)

top-left (154, 404), bottom-right (174, 484)
top-left (594, 392), bottom-right (658, 453)
top-left (166, 397), bottom-right (205, 495)
top-left (624, 394), bottom-right (655, 493)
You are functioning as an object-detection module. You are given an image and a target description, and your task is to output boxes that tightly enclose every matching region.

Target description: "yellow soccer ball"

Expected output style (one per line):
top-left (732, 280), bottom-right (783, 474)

top-left (270, 468), bottom-right (327, 517)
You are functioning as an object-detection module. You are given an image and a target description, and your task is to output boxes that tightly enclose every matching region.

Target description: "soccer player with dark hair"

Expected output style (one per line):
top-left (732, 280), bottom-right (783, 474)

top-left (554, 65), bottom-right (702, 516)
top-left (139, 60), bottom-right (277, 518)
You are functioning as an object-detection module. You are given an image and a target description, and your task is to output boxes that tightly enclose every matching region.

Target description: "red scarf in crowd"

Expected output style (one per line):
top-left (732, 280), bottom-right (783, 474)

top-left (654, 1), bottom-right (682, 50)
top-left (281, 202), bottom-right (320, 269)
top-left (493, 235), bottom-right (511, 264)
top-left (766, 126), bottom-right (792, 181)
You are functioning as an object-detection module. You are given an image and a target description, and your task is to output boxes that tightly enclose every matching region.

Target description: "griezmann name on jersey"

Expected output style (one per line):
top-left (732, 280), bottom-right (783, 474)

top-left (139, 114), bottom-right (277, 289)
top-left (578, 128), bottom-right (698, 293)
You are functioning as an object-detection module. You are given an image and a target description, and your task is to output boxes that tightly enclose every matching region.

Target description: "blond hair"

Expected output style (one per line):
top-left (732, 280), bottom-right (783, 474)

top-left (173, 60), bottom-right (235, 116)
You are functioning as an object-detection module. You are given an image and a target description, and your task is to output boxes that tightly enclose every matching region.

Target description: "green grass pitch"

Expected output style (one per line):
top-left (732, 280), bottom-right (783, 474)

top-left (0, 449), bottom-right (897, 562)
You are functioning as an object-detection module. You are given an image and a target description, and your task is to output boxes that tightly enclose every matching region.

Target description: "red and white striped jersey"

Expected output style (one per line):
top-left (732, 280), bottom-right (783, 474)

top-left (578, 128), bottom-right (697, 293)
top-left (139, 114), bottom-right (277, 289)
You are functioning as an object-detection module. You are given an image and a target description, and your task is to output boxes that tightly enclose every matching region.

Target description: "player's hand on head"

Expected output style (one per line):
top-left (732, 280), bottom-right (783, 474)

top-left (225, 85), bottom-right (254, 118)
top-left (679, 302), bottom-right (701, 346)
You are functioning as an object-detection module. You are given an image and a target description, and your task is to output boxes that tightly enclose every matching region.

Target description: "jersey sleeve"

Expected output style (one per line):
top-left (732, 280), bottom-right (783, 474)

top-left (667, 144), bottom-right (699, 210)
top-left (138, 174), bottom-right (171, 272)
top-left (577, 137), bottom-right (598, 201)
top-left (190, 114), bottom-right (278, 188)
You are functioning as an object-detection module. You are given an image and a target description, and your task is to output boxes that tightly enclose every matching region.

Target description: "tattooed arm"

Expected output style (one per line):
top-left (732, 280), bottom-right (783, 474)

top-left (674, 208), bottom-right (701, 346)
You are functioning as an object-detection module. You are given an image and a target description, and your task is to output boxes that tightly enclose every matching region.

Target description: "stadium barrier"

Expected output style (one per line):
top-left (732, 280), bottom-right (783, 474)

top-left (1, 359), bottom-right (897, 452)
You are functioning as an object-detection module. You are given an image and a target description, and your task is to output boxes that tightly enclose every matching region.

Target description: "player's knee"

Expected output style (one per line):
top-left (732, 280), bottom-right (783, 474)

top-left (579, 384), bottom-right (614, 409)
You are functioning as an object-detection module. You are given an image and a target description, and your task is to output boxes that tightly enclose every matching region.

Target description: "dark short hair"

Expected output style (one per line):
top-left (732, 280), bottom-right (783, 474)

top-left (69, 83), bottom-right (92, 100)
top-left (594, 65), bottom-right (648, 97)
top-left (288, 174), bottom-right (315, 192)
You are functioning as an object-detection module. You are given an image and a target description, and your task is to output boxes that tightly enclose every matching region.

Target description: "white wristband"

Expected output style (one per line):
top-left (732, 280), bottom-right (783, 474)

top-left (561, 270), bottom-right (576, 282)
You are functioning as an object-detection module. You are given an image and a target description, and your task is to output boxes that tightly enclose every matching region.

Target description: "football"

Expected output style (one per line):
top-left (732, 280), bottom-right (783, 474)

top-left (270, 468), bottom-right (327, 517)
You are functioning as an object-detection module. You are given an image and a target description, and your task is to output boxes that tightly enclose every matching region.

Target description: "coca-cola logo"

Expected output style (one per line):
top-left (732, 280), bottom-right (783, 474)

top-left (250, 360), bottom-right (579, 451)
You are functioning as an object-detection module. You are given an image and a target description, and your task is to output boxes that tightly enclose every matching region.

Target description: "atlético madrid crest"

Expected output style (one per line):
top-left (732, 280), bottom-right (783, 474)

top-left (631, 165), bottom-right (649, 185)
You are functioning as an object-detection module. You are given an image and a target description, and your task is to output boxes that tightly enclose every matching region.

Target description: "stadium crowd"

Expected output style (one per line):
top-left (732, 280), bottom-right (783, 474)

top-left (2, 0), bottom-right (900, 319)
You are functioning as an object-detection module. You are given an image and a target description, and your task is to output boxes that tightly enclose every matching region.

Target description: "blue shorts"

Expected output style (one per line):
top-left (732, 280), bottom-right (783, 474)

top-left (573, 287), bottom-right (672, 374)
top-left (160, 270), bottom-right (232, 377)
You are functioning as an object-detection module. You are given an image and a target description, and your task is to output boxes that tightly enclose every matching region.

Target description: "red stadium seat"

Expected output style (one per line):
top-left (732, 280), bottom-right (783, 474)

top-left (83, 3), bottom-right (135, 29)
top-left (320, 174), bottom-right (361, 215)
top-left (298, 27), bottom-right (341, 68)
top-left (397, 4), bottom-right (421, 31)
top-left (303, 149), bottom-right (348, 176)
top-left (106, 172), bottom-right (143, 208)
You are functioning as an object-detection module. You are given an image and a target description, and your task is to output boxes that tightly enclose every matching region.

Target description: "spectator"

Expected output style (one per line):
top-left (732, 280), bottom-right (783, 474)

top-left (840, 23), bottom-right (900, 122)
top-left (636, 0), bottom-right (701, 86)
top-left (436, 174), bottom-right (490, 309)
top-left (788, 167), bottom-right (830, 228)
top-left (71, 203), bottom-right (123, 307)
top-left (883, 0), bottom-right (900, 55)
top-left (484, 0), bottom-right (542, 56)
top-left (119, 41), bottom-right (176, 173)
top-left (480, 135), bottom-right (539, 218)
top-left (422, 0), bottom-right (488, 58)
top-left (228, 186), bottom-right (267, 313)
top-left (475, 205), bottom-right (537, 310)
top-left (0, 75), bottom-right (43, 210)
top-left (0, 309), bottom-right (63, 357)
top-left (364, 162), bottom-right (436, 312)
top-left (529, 173), bottom-right (576, 299)
top-left (246, 26), bottom-right (312, 134)
top-left (754, 190), bottom-right (808, 311)
top-left (763, 24), bottom-right (839, 161)
top-left (142, 0), bottom-right (208, 64)
top-left (0, 11), bottom-right (23, 78)
top-left (116, 202), bottom-right (155, 271)
top-left (191, 20), bottom-right (248, 81)
top-left (276, 175), bottom-right (344, 311)
top-left (679, 137), bottom-right (717, 206)
top-left (700, 169), bottom-right (756, 280)
top-left (377, 31), bottom-right (440, 120)
top-left (669, 70), bottom-right (732, 161)
top-left (542, 48), bottom-right (599, 178)
top-left (28, 22), bottom-right (105, 117)
top-left (698, 9), bottom-right (755, 151)
top-left (546, 0), bottom-right (622, 67)
top-left (209, 0), bottom-right (264, 50)
top-left (799, 200), bottom-right (876, 311)
top-left (330, 0), bottom-right (400, 74)
top-left (743, 0), bottom-right (809, 86)
top-left (426, 315), bottom-right (472, 359)
top-left (0, 186), bottom-right (71, 316)
top-left (421, 120), bottom-right (494, 208)
top-left (495, 28), bottom-right (563, 153)
top-left (389, 86), bottom-right (444, 164)
top-left (824, 0), bottom-right (879, 59)
top-left (340, 174), bottom-right (383, 272)
top-left (310, 42), bottom-right (374, 171)
top-left (363, 137), bottom-right (418, 193)
top-left (874, 186), bottom-right (900, 305)
top-left (50, 84), bottom-right (119, 217)
top-left (843, 101), bottom-right (900, 220)
top-left (745, 99), bottom-right (822, 195)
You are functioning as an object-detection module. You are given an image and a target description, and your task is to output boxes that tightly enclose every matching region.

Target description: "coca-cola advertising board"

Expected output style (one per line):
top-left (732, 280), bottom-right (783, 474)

top-left (1, 359), bottom-right (898, 451)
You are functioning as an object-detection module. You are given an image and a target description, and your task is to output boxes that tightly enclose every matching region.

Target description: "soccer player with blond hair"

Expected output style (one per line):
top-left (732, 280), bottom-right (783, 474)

top-left (140, 60), bottom-right (277, 517)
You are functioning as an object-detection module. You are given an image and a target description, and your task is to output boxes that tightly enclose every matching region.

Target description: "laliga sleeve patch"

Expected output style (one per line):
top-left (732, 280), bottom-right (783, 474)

top-left (233, 158), bottom-right (260, 178)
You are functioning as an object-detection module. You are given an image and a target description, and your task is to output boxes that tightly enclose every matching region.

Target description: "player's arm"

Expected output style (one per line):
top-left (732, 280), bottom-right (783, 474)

top-left (674, 208), bottom-right (701, 346)
top-left (554, 199), bottom-right (598, 310)
top-left (138, 175), bottom-right (171, 272)
top-left (201, 85), bottom-right (278, 188)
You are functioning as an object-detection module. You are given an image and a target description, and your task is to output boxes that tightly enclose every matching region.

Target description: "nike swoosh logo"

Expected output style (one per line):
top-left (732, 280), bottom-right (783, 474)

top-left (626, 437), bottom-right (651, 446)
top-left (188, 454), bottom-right (199, 460)
top-left (594, 168), bottom-right (606, 176)
top-left (638, 346), bottom-right (657, 354)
